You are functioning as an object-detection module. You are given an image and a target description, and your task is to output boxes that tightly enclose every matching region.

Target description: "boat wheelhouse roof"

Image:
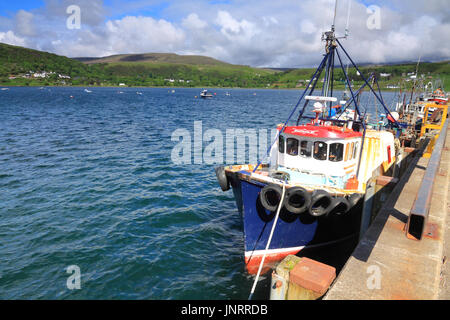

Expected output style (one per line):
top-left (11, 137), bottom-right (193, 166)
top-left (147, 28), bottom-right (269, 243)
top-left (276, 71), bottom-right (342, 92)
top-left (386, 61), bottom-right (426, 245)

top-left (281, 124), bottom-right (363, 139)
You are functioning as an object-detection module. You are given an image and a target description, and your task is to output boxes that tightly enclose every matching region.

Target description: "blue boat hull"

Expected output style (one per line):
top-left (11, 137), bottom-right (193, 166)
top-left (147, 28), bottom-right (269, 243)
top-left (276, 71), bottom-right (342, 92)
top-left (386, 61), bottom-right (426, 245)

top-left (229, 174), bottom-right (362, 274)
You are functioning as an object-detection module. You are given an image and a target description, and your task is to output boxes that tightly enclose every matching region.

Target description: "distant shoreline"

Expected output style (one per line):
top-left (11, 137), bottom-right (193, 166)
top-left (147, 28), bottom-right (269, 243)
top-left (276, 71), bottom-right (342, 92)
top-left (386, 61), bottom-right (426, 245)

top-left (0, 84), bottom-right (402, 92)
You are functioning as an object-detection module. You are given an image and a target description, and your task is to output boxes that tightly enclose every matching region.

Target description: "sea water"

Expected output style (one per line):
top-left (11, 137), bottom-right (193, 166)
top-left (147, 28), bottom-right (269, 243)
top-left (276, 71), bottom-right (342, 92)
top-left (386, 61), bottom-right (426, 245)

top-left (0, 87), bottom-right (398, 299)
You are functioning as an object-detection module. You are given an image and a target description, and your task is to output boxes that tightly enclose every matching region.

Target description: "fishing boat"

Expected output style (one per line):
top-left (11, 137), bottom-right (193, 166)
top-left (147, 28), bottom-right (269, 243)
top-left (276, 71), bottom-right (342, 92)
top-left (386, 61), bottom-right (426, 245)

top-left (396, 78), bottom-right (448, 120)
top-left (84, 88), bottom-right (92, 93)
top-left (425, 88), bottom-right (448, 105)
top-left (215, 18), bottom-right (404, 275)
top-left (200, 89), bottom-right (213, 98)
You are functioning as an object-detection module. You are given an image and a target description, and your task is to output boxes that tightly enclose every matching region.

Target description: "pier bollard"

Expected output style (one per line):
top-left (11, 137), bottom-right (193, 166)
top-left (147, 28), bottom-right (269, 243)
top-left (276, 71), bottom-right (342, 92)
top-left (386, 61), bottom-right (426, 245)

top-left (271, 255), bottom-right (336, 300)
top-left (270, 255), bottom-right (301, 300)
top-left (287, 257), bottom-right (336, 300)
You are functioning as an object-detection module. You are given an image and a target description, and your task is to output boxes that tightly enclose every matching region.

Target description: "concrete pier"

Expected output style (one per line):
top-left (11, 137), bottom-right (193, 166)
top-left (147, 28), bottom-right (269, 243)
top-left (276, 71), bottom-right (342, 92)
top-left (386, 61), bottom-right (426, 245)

top-left (324, 123), bottom-right (449, 300)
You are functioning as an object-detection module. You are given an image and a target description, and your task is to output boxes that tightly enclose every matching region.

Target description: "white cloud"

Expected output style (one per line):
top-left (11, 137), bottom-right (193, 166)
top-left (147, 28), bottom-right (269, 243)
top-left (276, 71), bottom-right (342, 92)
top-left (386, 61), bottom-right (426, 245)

top-left (0, 0), bottom-right (449, 67)
top-left (0, 31), bottom-right (27, 47)
top-left (47, 16), bottom-right (186, 57)
top-left (215, 11), bottom-right (258, 40)
top-left (15, 10), bottom-right (35, 37)
top-left (104, 16), bottom-right (185, 54)
top-left (43, 0), bottom-right (106, 26)
top-left (262, 16), bottom-right (278, 27)
top-left (182, 13), bottom-right (207, 29)
top-left (300, 20), bottom-right (317, 34)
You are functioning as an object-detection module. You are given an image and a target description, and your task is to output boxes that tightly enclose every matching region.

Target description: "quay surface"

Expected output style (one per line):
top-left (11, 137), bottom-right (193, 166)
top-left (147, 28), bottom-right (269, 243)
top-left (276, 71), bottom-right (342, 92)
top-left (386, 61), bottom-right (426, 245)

top-left (324, 122), bottom-right (450, 300)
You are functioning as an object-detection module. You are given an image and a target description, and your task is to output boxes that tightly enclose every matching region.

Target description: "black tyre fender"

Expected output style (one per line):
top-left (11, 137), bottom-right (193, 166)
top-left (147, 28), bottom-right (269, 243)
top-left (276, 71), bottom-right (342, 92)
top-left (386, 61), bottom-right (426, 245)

top-left (347, 193), bottom-right (363, 207)
top-left (215, 166), bottom-right (229, 191)
top-left (309, 190), bottom-right (333, 217)
top-left (284, 187), bottom-right (311, 214)
top-left (260, 184), bottom-right (284, 212)
top-left (327, 197), bottom-right (351, 216)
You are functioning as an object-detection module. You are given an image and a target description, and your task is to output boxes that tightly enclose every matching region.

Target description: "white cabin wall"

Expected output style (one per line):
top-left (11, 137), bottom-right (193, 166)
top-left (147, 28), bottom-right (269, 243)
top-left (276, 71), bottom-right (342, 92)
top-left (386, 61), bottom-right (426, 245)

top-left (269, 139), bottom-right (279, 169)
top-left (276, 133), bottom-right (359, 178)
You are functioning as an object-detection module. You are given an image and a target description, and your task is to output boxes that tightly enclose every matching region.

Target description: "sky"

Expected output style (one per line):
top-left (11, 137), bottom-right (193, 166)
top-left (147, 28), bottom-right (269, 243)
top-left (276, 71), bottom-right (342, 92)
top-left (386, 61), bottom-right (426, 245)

top-left (0, 0), bottom-right (449, 68)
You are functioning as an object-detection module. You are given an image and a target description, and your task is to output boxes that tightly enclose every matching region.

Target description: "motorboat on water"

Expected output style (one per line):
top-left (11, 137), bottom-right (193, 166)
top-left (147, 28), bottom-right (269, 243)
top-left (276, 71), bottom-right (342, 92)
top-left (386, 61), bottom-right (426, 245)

top-left (200, 89), bottom-right (213, 98)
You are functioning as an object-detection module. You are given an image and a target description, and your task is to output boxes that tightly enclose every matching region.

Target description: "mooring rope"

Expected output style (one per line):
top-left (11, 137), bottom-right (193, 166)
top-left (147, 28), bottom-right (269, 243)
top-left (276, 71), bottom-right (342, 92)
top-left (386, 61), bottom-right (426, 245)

top-left (248, 180), bottom-right (286, 300)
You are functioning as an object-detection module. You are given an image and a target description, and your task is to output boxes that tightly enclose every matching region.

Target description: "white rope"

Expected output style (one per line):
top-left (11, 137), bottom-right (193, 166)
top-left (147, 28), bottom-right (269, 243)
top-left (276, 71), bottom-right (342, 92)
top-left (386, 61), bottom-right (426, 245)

top-left (248, 180), bottom-right (286, 300)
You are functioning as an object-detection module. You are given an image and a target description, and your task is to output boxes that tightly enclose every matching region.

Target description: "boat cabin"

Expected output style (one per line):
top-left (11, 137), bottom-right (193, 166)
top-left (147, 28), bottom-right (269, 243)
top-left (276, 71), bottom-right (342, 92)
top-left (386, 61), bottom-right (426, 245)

top-left (270, 124), bottom-right (363, 188)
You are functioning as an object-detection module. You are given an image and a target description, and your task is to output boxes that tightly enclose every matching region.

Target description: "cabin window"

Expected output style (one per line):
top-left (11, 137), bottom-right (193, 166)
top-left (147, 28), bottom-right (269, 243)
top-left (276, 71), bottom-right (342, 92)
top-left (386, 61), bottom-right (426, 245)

top-left (329, 143), bottom-right (344, 162)
top-left (279, 135), bottom-right (285, 153)
top-left (349, 142), bottom-right (354, 159)
top-left (344, 143), bottom-right (350, 161)
top-left (300, 141), bottom-right (312, 158)
top-left (353, 142), bottom-right (359, 160)
top-left (286, 138), bottom-right (299, 156)
top-left (313, 141), bottom-right (328, 160)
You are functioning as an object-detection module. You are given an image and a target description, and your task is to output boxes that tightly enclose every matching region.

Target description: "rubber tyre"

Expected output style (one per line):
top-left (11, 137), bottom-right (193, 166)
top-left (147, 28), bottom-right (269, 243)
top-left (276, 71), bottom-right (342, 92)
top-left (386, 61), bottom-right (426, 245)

top-left (215, 166), bottom-right (230, 191)
top-left (284, 187), bottom-right (311, 214)
top-left (260, 184), bottom-right (284, 212)
top-left (327, 197), bottom-right (351, 216)
top-left (309, 190), bottom-right (333, 217)
top-left (347, 193), bottom-right (363, 207)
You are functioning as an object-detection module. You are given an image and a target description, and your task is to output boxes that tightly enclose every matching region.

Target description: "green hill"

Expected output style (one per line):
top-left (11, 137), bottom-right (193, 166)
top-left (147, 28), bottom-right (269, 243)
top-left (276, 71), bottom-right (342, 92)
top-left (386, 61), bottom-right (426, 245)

top-left (75, 52), bottom-right (232, 66)
top-left (0, 42), bottom-right (448, 90)
top-left (0, 43), bottom-right (277, 87)
top-left (92, 61), bottom-right (278, 87)
top-left (0, 42), bottom-right (107, 86)
top-left (275, 60), bottom-right (450, 91)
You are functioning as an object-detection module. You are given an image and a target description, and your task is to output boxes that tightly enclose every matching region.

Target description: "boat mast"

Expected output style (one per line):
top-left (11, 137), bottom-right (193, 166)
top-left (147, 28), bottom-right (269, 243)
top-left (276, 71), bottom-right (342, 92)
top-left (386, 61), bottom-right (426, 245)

top-left (325, 0), bottom-right (339, 104)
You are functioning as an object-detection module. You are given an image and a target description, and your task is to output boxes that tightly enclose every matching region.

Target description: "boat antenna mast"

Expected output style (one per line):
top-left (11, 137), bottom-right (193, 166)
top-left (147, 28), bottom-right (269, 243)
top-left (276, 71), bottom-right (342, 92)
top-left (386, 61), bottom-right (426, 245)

top-left (320, 0), bottom-right (353, 115)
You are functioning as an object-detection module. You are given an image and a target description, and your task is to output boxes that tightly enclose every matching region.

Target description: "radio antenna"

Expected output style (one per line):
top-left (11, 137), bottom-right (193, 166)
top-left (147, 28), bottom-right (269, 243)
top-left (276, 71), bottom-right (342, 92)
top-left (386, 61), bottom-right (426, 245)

top-left (332, 0), bottom-right (338, 31)
top-left (345, 0), bottom-right (352, 37)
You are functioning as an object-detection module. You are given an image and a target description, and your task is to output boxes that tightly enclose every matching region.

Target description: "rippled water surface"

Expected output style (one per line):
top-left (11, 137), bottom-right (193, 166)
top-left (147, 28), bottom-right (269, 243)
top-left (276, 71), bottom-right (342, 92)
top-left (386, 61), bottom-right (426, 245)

top-left (0, 87), bottom-right (398, 299)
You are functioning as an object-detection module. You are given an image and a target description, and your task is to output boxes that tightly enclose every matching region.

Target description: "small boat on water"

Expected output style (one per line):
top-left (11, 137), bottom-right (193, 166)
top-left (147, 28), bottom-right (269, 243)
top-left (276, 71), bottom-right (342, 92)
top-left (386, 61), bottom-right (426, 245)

top-left (214, 19), bottom-right (408, 275)
top-left (200, 89), bottom-right (213, 98)
top-left (1, 88), bottom-right (9, 91)
top-left (84, 89), bottom-right (92, 93)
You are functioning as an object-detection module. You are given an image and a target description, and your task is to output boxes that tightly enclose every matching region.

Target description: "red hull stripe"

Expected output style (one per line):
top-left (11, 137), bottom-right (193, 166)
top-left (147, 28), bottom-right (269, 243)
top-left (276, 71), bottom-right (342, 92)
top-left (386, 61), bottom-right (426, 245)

top-left (245, 248), bottom-right (304, 275)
